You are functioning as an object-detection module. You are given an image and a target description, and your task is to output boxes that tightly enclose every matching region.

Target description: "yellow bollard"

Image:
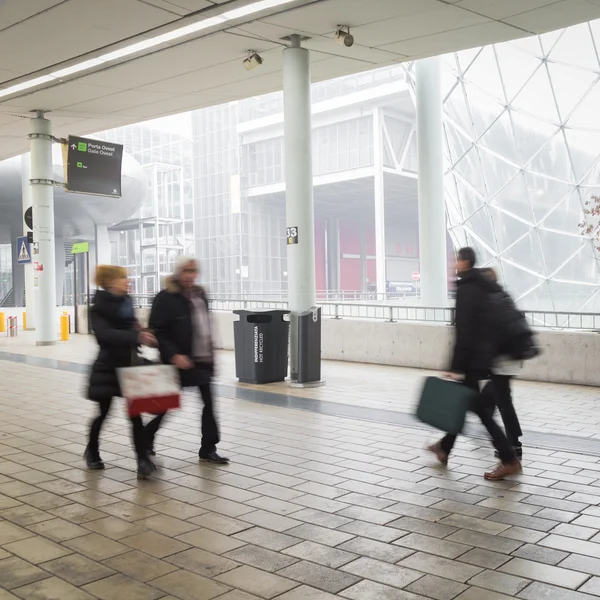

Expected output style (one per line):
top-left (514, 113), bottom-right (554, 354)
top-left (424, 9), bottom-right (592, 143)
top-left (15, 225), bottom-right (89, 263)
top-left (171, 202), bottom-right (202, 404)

top-left (60, 312), bottom-right (70, 342)
top-left (0, 312), bottom-right (4, 333)
top-left (22, 312), bottom-right (26, 331)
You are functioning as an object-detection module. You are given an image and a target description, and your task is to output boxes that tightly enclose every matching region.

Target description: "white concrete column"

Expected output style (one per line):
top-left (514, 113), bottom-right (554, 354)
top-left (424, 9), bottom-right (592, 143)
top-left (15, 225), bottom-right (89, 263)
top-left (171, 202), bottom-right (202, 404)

top-left (21, 153), bottom-right (36, 329)
top-left (283, 35), bottom-right (316, 380)
top-left (55, 237), bottom-right (65, 306)
top-left (29, 112), bottom-right (57, 345)
top-left (95, 224), bottom-right (111, 266)
top-left (416, 57), bottom-right (448, 306)
top-left (373, 108), bottom-right (386, 296)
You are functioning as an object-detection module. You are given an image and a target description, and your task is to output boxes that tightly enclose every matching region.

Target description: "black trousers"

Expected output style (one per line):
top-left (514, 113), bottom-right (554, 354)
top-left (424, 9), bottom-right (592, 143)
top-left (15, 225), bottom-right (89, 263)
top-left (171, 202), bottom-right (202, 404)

top-left (145, 412), bottom-right (166, 448)
top-left (440, 372), bottom-right (517, 464)
top-left (88, 398), bottom-right (149, 460)
top-left (142, 383), bottom-right (220, 454)
top-left (481, 374), bottom-right (523, 448)
top-left (198, 383), bottom-right (220, 453)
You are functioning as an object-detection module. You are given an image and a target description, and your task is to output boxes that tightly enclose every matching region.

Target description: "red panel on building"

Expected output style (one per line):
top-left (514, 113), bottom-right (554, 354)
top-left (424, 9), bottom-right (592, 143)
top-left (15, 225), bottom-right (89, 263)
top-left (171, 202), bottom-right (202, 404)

top-left (365, 223), bottom-right (376, 289)
top-left (339, 219), bottom-right (362, 292)
top-left (314, 217), bottom-right (326, 296)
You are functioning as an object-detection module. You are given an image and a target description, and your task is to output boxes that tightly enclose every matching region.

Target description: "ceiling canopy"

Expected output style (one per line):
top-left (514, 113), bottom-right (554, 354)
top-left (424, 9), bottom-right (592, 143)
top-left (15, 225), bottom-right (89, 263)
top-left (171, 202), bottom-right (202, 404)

top-left (0, 0), bottom-right (599, 160)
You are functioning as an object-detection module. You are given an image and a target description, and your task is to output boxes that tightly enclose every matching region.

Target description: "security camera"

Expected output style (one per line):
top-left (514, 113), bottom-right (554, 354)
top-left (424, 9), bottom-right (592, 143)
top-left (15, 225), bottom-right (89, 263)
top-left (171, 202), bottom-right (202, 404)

top-left (335, 26), bottom-right (354, 48)
top-left (243, 52), bottom-right (263, 70)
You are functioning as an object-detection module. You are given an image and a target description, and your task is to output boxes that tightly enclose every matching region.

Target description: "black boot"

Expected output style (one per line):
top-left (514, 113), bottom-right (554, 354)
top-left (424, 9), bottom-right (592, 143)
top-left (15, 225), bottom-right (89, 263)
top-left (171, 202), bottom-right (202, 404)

top-left (137, 458), bottom-right (156, 480)
top-left (84, 445), bottom-right (105, 470)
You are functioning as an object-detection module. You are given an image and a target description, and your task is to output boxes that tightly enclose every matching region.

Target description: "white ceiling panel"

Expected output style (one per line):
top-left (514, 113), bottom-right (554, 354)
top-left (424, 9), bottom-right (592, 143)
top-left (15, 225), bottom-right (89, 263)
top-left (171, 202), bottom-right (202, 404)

top-left (111, 92), bottom-right (227, 119)
top-left (8, 83), bottom-right (122, 112)
top-left (0, 0), bottom-right (178, 76)
top-left (62, 89), bottom-right (175, 114)
top-left (0, 0), bottom-right (599, 160)
top-left (0, 114), bottom-right (22, 128)
top-left (0, 68), bottom-right (21, 83)
top-left (134, 0), bottom-right (216, 16)
top-left (357, 6), bottom-right (492, 49)
top-left (261, 0), bottom-right (444, 36)
top-left (455, 0), bottom-right (558, 21)
top-left (302, 37), bottom-right (405, 66)
top-left (0, 0), bottom-right (65, 30)
top-left (141, 46), bottom-right (288, 94)
top-left (381, 20), bottom-right (525, 57)
top-left (201, 71), bottom-right (284, 99)
top-left (310, 55), bottom-right (376, 81)
top-left (504, 0), bottom-right (600, 34)
top-left (82, 31), bottom-right (278, 93)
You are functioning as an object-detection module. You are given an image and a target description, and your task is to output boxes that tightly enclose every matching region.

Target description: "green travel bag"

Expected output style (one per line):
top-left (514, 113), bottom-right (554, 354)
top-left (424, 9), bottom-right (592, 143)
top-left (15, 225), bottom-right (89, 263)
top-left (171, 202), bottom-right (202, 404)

top-left (416, 376), bottom-right (477, 435)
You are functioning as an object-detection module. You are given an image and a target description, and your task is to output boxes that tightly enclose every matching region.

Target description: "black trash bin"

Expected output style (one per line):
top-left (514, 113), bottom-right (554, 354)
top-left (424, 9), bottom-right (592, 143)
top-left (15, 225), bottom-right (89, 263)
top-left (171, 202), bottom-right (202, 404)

top-left (233, 309), bottom-right (290, 384)
top-left (297, 306), bottom-right (322, 384)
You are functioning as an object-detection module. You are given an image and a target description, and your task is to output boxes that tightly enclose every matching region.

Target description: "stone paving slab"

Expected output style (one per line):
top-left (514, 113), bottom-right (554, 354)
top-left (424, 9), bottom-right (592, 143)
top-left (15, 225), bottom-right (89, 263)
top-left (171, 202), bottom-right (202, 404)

top-left (0, 337), bottom-right (600, 598)
top-left (3, 332), bottom-right (600, 441)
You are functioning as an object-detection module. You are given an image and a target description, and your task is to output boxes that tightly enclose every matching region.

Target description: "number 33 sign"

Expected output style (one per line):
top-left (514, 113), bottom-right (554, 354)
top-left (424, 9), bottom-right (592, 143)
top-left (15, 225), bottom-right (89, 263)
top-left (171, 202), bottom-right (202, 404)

top-left (286, 226), bottom-right (299, 245)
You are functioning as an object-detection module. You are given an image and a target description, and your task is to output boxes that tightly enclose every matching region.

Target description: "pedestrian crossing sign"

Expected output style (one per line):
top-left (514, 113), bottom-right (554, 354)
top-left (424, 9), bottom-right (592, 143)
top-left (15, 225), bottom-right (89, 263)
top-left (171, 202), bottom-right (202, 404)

top-left (16, 236), bottom-right (31, 265)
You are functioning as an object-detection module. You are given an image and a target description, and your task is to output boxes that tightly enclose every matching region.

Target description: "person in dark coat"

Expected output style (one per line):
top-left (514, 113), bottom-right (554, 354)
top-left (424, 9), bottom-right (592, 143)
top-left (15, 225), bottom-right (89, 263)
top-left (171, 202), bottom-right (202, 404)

top-left (148, 256), bottom-right (228, 465)
top-left (427, 247), bottom-right (522, 480)
top-left (479, 268), bottom-right (524, 458)
top-left (86, 265), bottom-right (159, 479)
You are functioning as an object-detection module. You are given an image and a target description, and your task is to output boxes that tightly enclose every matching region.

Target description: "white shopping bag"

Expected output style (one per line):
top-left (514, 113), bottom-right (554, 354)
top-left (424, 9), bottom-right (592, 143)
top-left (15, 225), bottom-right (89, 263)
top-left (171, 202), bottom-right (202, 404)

top-left (117, 364), bottom-right (181, 416)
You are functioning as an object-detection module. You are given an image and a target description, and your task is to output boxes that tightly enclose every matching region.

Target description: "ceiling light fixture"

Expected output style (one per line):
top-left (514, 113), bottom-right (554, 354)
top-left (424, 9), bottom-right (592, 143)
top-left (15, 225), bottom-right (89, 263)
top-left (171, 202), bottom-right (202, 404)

top-left (335, 26), bottom-right (354, 48)
top-left (0, 0), bottom-right (298, 100)
top-left (243, 51), bottom-right (263, 70)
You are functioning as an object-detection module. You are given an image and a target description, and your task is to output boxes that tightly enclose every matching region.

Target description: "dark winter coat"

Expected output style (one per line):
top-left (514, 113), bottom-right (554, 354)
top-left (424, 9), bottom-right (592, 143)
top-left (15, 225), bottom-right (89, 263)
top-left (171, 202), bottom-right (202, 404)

top-left (487, 281), bottom-right (537, 360)
top-left (88, 290), bottom-right (140, 401)
top-left (149, 277), bottom-right (214, 388)
top-left (450, 268), bottom-right (496, 375)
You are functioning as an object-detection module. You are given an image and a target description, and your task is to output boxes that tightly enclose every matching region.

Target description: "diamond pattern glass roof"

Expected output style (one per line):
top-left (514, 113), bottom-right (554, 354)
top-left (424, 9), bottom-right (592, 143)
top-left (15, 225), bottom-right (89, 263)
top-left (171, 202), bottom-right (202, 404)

top-left (442, 22), bottom-right (600, 312)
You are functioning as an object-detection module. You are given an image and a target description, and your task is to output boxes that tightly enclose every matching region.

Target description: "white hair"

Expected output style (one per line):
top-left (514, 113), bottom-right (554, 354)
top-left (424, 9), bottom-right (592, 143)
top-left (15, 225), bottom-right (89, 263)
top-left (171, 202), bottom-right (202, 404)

top-left (174, 255), bottom-right (197, 275)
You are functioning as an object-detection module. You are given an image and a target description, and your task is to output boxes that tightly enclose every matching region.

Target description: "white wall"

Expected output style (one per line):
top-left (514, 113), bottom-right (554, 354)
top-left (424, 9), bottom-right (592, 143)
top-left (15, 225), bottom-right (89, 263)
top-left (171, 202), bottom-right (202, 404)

top-left (211, 311), bottom-right (600, 387)
top-left (56, 308), bottom-right (598, 387)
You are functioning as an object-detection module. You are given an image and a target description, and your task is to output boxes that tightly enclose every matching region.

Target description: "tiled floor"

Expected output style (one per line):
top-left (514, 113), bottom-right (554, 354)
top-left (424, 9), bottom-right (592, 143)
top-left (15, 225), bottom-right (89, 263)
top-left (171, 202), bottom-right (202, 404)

top-left (0, 334), bottom-right (600, 598)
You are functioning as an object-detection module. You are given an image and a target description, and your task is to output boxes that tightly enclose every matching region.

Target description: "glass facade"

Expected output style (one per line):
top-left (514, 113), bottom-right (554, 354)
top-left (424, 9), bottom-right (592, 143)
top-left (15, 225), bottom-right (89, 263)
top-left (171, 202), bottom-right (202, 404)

top-left (97, 117), bottom-right (194, 295)
top-left (0, 245), bottom-right (11, 306)
top-left (441, 23), bottom-right (600, 312)
top-left (80, 19), bottom-right (600, 311)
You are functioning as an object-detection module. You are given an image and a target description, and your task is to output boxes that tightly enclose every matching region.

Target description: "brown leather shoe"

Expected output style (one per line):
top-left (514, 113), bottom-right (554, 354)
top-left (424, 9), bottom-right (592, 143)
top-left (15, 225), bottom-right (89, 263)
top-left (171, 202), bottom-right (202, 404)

top-left (484, 459), bottom-right (522, 481)
top-left (426, 442), bottom-right (449, 465)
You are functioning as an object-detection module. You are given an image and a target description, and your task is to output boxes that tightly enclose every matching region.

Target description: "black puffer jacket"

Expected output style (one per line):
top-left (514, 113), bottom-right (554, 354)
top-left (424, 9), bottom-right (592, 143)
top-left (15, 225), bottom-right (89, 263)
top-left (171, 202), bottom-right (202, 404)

top-left (149, 277), bottom-right (213, 388)
top-left (88, 290), bottom-right (140, 401)
top-left (450, 268), bottom-right (496, 374)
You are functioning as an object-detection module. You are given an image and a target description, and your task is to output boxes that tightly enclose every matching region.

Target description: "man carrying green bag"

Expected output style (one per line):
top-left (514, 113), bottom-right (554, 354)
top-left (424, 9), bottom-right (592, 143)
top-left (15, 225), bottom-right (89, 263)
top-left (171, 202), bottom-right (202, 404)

top-left (420, 247), bottom-right (522, 481)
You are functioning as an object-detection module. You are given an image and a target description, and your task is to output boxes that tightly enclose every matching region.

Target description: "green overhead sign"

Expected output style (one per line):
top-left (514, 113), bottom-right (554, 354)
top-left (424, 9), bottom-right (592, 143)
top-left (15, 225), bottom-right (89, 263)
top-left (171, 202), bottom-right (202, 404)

top-left (71, 242), bottom-right (89, 254)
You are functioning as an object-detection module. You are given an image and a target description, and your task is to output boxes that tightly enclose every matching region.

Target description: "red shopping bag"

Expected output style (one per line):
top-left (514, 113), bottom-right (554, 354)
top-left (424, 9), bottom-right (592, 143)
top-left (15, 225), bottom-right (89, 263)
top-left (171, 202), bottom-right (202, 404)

top-left (117, 364), bottom-right (181, 417)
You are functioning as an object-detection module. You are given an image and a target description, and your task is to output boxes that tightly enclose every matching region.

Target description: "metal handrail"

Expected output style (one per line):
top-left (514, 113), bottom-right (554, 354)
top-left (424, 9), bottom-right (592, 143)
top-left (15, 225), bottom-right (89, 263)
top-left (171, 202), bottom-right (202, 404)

top-left (129, 294), bottom-right (600, 331)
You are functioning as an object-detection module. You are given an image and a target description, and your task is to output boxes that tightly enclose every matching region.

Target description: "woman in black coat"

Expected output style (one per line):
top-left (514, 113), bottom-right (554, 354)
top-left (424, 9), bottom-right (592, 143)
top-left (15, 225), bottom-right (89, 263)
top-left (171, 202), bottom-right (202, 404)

top-left (86, 265), bottom-right (158, 479)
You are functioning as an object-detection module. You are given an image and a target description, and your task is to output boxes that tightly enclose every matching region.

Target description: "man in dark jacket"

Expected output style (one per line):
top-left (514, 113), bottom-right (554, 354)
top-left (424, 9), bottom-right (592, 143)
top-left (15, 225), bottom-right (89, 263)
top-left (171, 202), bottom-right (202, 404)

top-left (149, 256), bottom-right (228, 464)
top-left (428, 247), bottom-right (521, 480)
top-left (479, 267), bottom-right (524, 459)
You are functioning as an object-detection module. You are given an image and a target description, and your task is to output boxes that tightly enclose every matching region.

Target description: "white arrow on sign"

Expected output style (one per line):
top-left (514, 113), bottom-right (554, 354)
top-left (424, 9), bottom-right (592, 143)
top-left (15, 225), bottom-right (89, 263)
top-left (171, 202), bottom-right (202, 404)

top-left (71, 144), bottom-right (76, 150)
